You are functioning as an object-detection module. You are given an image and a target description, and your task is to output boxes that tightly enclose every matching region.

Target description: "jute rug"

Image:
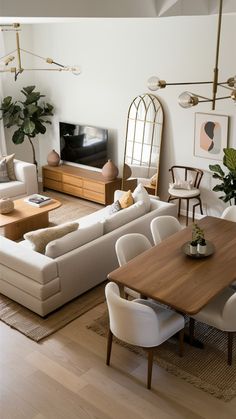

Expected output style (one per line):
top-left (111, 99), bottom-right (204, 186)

top-left (87, 304), bottom-right (236, 401)
top-left (0, 282), bottom-right (106, 342)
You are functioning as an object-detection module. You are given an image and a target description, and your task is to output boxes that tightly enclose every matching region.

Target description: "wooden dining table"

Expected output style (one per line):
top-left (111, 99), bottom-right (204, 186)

top-left (108, 216), bottom-right (236, 315)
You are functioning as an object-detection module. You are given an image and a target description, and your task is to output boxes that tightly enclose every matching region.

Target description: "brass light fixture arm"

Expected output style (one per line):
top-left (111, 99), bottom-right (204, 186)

top-left (212, 0), bottom-right (223, 110)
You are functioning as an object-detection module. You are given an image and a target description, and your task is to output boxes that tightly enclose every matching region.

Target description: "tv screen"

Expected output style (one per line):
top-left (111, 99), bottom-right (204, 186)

top-left (59, 122), bottom-right (108, 169)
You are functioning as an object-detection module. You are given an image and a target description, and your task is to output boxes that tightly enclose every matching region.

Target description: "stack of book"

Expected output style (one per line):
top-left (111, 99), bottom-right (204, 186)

top-left (25, 194), bottom-right (52, 207)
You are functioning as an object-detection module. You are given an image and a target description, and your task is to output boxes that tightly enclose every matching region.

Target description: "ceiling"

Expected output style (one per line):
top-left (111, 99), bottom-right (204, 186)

top-left (0, 0), bottom-right (235, 19)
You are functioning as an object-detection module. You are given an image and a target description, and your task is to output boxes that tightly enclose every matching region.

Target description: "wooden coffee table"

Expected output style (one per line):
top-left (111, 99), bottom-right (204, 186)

top-left (0, 197), bottom-right (61, 240)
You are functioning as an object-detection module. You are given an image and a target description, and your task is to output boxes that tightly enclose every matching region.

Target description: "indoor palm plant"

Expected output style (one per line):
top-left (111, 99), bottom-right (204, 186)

top-left (209, 148), bottom-right (236, 205)
top-left (0, 85), bottom-right (54, 167)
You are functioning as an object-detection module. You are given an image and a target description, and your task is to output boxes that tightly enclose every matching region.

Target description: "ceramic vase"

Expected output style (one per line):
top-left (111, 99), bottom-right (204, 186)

top-left (102, 159), bottom-right (119, 181)
top-left (0, 197), bottom-right (14, 214)
top-left (197, 243), bottom-right (207, 255)
top-left (47, 149), bottom-right (60, 167)
top-left (123, 163), bottom-right (132, 180)
top-left (189, 244), bottom-right (197, 255)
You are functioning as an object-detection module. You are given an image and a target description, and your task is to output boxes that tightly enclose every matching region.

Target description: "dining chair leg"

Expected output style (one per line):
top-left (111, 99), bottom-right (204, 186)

top-left (189, 318), bottom-right (195, 345)
top-left (228, 332), bottom-right (233, 366)
top-left (179, 328), bottom-right (184, 357)
top-left (178, 199), bottom-right (181, 217)
top-left (186, 199), bottom-right (189, 226)
top-left (106, 329), bottom-right (113, 366)
top-left (147, 348), bottom-right (154, 390)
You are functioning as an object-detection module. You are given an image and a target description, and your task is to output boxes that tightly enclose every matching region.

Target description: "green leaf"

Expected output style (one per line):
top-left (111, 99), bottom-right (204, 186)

top-left (23, 118), bottom-right (35, 135)
top-left (24, 92), bottom-right (41, 105)
top-left (209, 164), bottom-right (225, 177)
top-left (26, 104), bottom-right (38, 116)
top-left (223, 148), bottom-right (236, 172)
top-left (22, 86), bottom-right (36, 95)
top-left (1, 96), bottom-right (12, 110)
top-left (34, 120), bottom-right (46, 134)
top-left (12, 128), bottom-right (25, 144)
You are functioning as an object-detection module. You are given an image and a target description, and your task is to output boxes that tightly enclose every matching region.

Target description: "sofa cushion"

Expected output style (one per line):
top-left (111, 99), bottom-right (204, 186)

top-left (24, 222), bottom-right (79, 254)
top-left (109, 200), bottom-right (122, 215)
top-left (133, 183), bottom-right (151, 212)
top-left (0, 180), bottom-right (26, 198)
top-left (104, 201), bottom-right (146, 234)
top-left (45, 222), bottom-right (104, 259)
top-left (119, 190), bottom-right (134, 209)
top-left (0, 159), bottom-right (10, 183)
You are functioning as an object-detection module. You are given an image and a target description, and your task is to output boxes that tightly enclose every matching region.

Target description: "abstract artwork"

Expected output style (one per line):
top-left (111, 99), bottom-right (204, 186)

top-left (194, 113), bottom-right (229, 161)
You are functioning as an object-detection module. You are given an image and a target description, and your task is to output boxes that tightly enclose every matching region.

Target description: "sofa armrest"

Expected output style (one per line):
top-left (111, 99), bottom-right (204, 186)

top-left (0, 237), bottom-right (57, 284)
top-left (14, 159), bottom-right (38, 195)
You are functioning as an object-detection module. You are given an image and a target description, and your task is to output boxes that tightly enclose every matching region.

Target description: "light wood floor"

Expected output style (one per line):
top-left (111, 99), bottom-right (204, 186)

top-left (1, 192), bottom-right (236, 418)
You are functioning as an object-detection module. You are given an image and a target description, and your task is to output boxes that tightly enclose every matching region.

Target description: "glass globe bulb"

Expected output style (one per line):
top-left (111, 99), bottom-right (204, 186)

top-left (178, 91), bottom-right (199, 108)
top-left (147, 76), bottom-right (166, 91)
top-left (227, 76), bottom-right (236, 88)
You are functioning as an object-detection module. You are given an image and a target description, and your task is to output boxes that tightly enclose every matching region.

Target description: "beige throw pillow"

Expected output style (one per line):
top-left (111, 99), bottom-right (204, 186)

top-left (24, 222), bottom-right (79, 254)
top-left (1, 154), bottom-right (16, 181)
top-left (119, 190), bottom-right (134, 209)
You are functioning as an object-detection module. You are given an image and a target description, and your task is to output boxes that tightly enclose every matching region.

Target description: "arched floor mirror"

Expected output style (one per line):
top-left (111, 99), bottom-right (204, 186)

top-left (122, 93), bottom-right (164, 196)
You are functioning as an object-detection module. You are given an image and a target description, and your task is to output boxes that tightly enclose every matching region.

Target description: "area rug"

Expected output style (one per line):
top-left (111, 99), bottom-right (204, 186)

top-left (0, 282), bottom-right (106, 342)
top-left (87, 305), bottom-right (236, 401)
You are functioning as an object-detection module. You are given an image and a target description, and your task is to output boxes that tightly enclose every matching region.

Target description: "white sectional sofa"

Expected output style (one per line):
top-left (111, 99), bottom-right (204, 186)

top-left (0, 159), bottom-right (38, 199)
top-left (0, 193), bottom-right (177, 316)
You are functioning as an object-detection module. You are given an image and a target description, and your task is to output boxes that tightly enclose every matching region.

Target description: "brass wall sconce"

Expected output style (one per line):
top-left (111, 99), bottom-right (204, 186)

top-left (0, 23), bottom-right (80, 81)
top-left (147, 0), bottom-right (236, 110)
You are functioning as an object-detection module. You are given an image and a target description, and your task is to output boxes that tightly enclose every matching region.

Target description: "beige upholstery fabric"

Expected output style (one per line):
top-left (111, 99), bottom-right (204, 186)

top-left (24, 222), bottom-right (79, 254)
top-left (104, 201), bottom-right (146, 234)
top-left (168, 187), bottom-right (200, 198)
top-left (45, 222), bottom-right (103, 259)
top-left (133, 183), bottom-right (151, 212)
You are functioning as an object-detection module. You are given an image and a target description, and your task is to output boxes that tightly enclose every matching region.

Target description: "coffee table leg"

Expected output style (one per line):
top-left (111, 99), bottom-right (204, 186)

top-left (4, 212), bottom-right (49, 241)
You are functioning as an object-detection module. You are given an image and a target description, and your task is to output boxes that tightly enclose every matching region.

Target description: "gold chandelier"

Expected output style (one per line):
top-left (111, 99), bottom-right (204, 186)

top-left (147, 0), bottom-right (236, 110)
top-left (0, 23), bottom-right (80, 81)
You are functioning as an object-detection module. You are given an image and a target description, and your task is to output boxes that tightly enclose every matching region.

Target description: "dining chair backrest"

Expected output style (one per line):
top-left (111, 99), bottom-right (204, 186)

top-left (115, 233), bottom-right (152, 266)
top-left (105, 282), bottom-right (160, 347)
top-left (222, 290), bottom-right (236, 331)
top-left (221, 206), bottom-right (236, 222)
top-left (150, 215), bottom-right (182, 245)
top-left (169, 165), bottom-right (203, 188)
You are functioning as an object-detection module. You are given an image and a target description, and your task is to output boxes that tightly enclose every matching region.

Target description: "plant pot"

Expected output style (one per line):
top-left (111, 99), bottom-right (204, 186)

top-left (190, 244), bottom-right (197, 255)
top-left (197, 243), bottom-right (207, 255)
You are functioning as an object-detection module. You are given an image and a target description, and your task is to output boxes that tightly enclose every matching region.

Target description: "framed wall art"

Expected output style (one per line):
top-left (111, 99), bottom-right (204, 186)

top-left (194, 112), bottom-right (229, 161)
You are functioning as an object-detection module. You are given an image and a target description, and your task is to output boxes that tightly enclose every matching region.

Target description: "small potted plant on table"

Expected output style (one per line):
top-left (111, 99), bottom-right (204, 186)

top-left (191, 223), bottom-right (206, 255)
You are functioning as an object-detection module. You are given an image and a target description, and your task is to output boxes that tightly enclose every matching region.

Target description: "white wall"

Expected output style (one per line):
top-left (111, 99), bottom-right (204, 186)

top-left (2, 15), bottom-right (236, 216)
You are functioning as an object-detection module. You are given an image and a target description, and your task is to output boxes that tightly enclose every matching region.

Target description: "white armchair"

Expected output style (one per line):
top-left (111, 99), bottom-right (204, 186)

top-left (221, 205), bottom-right (236, 221)
top-left (105, 282), bottom-right (185, 389)
top-left (0, 159), bottom-right (38, 199)
top-left (115, 233), bottom-right (152, 299)
top-left (190, 287), bottom-right (236, 365)
top-left (150, 215), bottom-right (181, 245)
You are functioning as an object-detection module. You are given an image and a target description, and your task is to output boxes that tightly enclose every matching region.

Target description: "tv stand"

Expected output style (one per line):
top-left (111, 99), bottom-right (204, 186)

top-left (42, 165), bottom-right (137, 205)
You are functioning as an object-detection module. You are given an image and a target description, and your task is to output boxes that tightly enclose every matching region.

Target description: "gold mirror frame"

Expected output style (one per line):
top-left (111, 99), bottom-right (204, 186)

top-left (122, 93), bottom-right (164, 196)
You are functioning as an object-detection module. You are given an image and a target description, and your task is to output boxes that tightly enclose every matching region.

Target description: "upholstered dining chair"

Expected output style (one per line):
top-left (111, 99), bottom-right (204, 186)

top-left (221, 205), bottom-right (236, 221)
top-left (115, 233), bottom-right (152, 299)
top-left (150, 215), bottom-right (182, 245)
top-left (105, 282), bottom-right (185, 389)
top-left (189, 287), bottom-right (236, 365)
top-left (168, 165), bottom-right (204, 225)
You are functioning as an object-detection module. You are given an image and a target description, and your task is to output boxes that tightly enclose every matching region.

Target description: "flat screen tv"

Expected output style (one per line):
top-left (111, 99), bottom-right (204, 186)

top-left (59, 122), bottom-right (108, 169)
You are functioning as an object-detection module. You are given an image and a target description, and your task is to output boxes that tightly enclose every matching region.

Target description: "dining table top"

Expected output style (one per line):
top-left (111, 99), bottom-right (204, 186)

top-left (108, 216), bottom-right (236, 315)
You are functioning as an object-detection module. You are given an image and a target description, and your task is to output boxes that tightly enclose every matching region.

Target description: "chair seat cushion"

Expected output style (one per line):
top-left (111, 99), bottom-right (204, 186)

top-left (168, 187), bottom-right (200, 198)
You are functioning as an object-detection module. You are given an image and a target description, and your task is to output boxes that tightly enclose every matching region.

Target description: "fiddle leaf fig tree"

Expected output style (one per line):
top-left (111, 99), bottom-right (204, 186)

top-left (209, 148), bottom-right (236, 205)
top-left (0, 86), bottom-right (54, 167)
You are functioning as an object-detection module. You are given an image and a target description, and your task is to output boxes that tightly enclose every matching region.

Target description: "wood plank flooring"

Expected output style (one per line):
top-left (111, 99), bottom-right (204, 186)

top-left (1, 191), bottom-right (236, 418)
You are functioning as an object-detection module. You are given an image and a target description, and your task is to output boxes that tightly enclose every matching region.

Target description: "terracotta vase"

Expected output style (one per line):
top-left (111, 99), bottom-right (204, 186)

top-left (47, 149), bottom-right (60, 167)
top-left (0, 197), bottom-right (14, 214)
top-left (102, 159), bottom-right (119, 181)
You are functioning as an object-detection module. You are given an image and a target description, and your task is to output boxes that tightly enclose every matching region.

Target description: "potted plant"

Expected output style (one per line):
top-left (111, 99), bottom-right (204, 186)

top-left (0, 85), bottom-right (54, 168)
top-left (191, 223), bottom-right (206, 255)
top-left (209, 148), bottom-right (236, 205)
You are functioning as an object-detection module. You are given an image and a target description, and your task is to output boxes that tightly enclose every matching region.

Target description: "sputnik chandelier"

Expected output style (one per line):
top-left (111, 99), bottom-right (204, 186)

top-left (0, 23), bottom-right (80, 81)
top-left (147, 0), bottom-right (236, 110)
